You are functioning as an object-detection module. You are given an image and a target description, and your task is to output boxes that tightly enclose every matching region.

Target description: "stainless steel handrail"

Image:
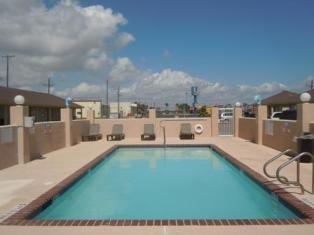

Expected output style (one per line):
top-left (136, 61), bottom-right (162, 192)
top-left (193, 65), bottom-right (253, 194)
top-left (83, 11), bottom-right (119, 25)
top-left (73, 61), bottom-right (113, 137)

top-left (263, 149), bottom-right (296, 183)
top-left (276, 152), bottom-right (314, 194)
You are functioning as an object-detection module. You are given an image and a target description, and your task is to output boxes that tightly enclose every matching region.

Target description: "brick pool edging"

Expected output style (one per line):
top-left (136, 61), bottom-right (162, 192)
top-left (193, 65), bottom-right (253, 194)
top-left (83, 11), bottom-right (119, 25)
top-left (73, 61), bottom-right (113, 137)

top-left (1, 144), bottom-right (313, 226)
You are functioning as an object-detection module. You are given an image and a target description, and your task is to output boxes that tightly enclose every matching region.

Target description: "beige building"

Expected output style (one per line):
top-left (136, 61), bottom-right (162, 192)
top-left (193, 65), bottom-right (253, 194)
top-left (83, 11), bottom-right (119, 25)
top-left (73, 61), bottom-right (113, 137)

top-left (109, 102), bottom-right (137, 118)
top-left (74, 99), bottom-right (104, 119)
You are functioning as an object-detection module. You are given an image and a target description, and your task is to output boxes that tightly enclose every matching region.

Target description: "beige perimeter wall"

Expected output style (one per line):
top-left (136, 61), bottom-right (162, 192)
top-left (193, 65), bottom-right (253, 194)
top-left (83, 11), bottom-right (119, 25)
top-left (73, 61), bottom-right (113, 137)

top-left (0, 126), bottom-right (18, 170)
top-left (28, 122), bottom-right (66, 160)
top-left (262, 120), bottom-right (298, 152)
top-left (95, 118), bottom-right (212, 139)
top-left (71, 120), bottom-right (90, 145)
top-left (238, 118), bottom-right (257, 143)
top-left (310, 122), bottom-right (314, 134)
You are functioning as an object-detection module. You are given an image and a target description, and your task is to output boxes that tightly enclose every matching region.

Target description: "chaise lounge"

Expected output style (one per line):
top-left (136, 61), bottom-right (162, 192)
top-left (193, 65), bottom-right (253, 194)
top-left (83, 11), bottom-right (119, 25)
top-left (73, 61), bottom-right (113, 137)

top-left (107, 124), bottom-right (125, 141)
top-left (141, 124), bottom-right (156, 141)
top-left (82, 123), bottom-right (102, 141)
top-left (179, 123), bottom-right (195, 140)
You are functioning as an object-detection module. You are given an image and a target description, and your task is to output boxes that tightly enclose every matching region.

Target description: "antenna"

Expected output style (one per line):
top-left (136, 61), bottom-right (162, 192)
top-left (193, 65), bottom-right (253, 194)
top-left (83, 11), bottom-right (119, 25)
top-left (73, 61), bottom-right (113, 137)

top-left (2, 54), bottom-right (15, 88)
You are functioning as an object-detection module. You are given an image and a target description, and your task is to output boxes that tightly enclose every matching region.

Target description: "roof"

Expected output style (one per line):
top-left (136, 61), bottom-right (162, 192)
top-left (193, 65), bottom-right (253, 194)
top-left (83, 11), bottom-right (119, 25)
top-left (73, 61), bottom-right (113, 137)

top-left (0, 86), bottom-right (81, 108)
top-left (261, 90), bottom-right (299, 106)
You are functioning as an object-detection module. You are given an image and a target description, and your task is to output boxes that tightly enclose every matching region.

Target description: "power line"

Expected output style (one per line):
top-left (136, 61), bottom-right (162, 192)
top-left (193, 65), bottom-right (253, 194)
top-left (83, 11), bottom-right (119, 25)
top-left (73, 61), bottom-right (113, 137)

top-left (2, 55), bottom-right (15, 88)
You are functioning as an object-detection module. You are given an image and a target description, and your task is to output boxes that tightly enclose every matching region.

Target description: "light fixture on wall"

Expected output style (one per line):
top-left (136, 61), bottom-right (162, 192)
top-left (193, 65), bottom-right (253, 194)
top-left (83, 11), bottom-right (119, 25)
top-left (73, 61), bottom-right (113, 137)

top-left (235, 102), bottom-right (241, 107)
top-left (300, 92), bottom-right (311, 103)
top-left (254, 95), bottom-right (261, 105)
top-left (65, 97), bottom-right (73, 108)
top-left (14, 95), bottom-right (25, 105)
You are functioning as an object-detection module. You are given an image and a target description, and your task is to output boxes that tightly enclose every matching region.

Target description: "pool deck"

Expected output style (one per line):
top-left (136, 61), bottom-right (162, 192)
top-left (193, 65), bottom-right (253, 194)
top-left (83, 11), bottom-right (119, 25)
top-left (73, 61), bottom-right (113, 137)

top-left (0, 137), bottom-right (313, 234)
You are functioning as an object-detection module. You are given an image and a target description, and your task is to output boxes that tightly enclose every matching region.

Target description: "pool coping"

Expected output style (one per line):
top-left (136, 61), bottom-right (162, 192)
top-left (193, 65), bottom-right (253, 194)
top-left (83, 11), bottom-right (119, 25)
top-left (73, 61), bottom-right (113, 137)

top-left (1, 144), bottom-right (313, 226)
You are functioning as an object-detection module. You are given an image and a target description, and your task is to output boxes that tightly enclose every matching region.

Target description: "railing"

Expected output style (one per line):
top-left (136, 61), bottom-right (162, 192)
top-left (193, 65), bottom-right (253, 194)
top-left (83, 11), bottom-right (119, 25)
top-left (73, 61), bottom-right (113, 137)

top-left (263, 149), bottom-right (297, 183)
top-left (276, 152), bottom-right (314, 194)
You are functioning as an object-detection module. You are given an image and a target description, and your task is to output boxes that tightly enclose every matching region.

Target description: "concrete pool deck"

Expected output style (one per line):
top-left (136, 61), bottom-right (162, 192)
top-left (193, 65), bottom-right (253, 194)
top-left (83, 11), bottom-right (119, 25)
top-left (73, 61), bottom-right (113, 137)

top-left (0, 137), bottom-right (313, 234)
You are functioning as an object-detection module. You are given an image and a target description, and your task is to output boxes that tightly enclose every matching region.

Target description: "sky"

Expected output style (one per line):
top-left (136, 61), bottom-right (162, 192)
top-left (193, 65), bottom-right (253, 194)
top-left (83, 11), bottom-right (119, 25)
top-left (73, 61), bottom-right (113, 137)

top-left (0, 0), bottom-right (313, 106)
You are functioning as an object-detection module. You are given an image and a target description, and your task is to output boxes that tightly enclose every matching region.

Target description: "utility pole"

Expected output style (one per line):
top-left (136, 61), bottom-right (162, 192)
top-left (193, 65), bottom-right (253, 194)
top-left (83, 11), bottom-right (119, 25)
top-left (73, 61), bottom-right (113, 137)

top-left (311, 79), bottom-right (314, 90)
top-left (2, 55), bottom-right (15, 88)
top-left (47, 77), bottom-right (53, 94)
top-left (106, 79), bottom-right (109, 105)
top-left (42, 77), bottom-right (53, 94)
top-left (117, 86), bottom-right (120, 119)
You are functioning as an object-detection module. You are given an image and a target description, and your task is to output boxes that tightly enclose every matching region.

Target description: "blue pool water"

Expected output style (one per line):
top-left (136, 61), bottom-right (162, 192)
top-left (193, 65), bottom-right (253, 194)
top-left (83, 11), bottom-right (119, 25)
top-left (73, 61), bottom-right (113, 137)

top-left (36, 147), bottom-right (298, 220)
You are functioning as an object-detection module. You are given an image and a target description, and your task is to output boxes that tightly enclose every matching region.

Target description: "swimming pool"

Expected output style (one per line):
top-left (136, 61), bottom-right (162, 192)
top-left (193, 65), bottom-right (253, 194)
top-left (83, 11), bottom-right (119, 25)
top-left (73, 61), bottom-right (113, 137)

top-left (35, 147), bottom-right (299, 220)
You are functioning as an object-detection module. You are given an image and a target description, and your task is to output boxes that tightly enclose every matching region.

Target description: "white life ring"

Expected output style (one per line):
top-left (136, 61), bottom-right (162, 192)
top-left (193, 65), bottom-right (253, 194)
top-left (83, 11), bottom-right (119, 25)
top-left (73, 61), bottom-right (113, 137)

top-left (194, 124), bottom-right (204, 134)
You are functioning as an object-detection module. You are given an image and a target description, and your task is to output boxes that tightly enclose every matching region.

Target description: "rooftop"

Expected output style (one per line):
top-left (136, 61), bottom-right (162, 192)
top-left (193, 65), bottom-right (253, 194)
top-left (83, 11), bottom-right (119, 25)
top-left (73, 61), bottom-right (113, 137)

top-left (0, 86), bottom-right (81, 108)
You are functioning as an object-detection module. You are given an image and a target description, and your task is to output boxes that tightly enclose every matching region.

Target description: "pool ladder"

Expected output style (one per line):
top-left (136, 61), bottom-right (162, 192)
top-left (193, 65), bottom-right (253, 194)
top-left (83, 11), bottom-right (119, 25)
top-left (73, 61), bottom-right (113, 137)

top-left (263, 149), bottom-right (314, 194)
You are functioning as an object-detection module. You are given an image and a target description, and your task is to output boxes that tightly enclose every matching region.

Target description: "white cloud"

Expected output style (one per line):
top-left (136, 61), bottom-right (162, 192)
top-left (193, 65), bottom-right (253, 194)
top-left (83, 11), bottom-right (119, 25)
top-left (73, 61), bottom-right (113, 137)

top-left (56, 82), bottom-right (105, 98)
top-left (109, 57), bottom-right (144, 85)
top-left (238, 82), bottom-right (287, 93)
top-left (0, 0), bottom-right (133, 86)
top-left (115, 32), bottom-right (136, 48)
top-left (0, 0), bottom-right (294, 106)
top-left (56, 59), bottom-right (290, 105)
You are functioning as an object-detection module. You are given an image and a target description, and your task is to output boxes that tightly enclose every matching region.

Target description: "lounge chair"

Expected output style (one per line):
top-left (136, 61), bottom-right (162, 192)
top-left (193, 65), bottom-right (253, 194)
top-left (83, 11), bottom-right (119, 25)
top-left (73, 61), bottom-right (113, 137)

top-left (82, 124), bottom-right (102, 141)
top-left (107, 124), bottom-right (125, 141)
top-left (141, 124), bottom-right (156, 141)
top-left (179, 123), bottom-right (195, 140)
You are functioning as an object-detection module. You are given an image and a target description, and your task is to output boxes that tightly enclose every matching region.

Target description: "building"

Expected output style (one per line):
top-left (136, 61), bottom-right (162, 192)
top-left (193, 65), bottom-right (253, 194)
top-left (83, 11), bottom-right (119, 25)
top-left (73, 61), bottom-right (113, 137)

top-left (73, 99), bottom-right (105, 119)
top-left (261, 90), bottom-right (299, 117)
top-left (109, 102), bottom-right (137, 118)
top-left (0, 86), bottom-right (81, 125)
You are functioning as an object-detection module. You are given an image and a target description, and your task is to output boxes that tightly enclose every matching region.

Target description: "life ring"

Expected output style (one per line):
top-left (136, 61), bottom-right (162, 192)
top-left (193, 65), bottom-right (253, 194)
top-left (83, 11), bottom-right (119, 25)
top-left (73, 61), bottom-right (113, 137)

top-left (194, 124), bottom-right (203, 134)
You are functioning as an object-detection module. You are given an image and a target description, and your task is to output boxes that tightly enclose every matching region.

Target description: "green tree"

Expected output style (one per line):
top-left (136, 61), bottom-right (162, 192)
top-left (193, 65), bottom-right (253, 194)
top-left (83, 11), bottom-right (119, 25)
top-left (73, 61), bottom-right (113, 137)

top-left (199, 106), bottom-right (209, 117)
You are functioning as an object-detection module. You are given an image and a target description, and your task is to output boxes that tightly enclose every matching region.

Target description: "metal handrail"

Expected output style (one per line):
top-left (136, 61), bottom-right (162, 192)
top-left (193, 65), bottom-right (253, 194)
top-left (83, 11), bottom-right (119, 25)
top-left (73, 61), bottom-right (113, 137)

top-left (276, 152), bottom-right (314, 194)
top-left (263, 149), bottom-right (296, 183)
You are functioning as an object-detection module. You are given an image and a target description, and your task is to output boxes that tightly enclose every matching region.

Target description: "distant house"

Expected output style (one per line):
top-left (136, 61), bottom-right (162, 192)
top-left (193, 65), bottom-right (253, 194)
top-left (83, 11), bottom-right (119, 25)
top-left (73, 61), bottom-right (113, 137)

top-left (109, 102), bottom-right (137, 118)
top-left (0, 86), bottom-right (81, 125)
top-left (261, 90), bottom-right (299, 117)
top-left (73, 99), bottom-right (106, 119)
top-left (261, 90), bottom-right (314, 117)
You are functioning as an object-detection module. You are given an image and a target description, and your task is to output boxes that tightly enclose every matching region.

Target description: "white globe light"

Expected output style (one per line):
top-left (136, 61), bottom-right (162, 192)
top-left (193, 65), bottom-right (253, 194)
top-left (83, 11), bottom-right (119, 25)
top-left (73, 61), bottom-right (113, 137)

top-left (235, 102), bottom-right (241, 107)
top-left (300, 92), bottom-right (311, 103)
top-left (14, 95), bottom-right (25, 105)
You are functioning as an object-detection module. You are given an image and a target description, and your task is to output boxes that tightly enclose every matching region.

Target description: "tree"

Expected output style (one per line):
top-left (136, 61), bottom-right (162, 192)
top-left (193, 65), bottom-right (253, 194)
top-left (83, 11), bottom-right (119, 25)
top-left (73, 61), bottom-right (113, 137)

top-left (199, 106), bottom-right (209, 117)
top-left (176, 103), bottom-right (190, 113)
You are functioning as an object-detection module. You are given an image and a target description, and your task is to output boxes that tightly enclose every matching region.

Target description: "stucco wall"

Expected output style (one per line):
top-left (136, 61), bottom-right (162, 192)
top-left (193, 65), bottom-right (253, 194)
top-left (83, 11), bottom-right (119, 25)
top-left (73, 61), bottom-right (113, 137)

top-left (28, 122), bottom-right (66, 160)
top-left (95, 118), bottom-right (212, 139)
top-left (310, 122), bottom-right (314, 134)
top-left (0, 125), bottom-right (18, 170)
top-left (238, 118), bottom-right (257, 143)
top-left (262, 120), bottom-right (298, 152)
top-left (71, 120), bottom-right (90, 145)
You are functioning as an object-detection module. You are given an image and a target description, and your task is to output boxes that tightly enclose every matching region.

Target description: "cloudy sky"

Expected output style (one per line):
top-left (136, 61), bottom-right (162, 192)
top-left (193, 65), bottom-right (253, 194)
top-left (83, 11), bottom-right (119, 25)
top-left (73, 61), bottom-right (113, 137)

top-left (0, 0), bottom-right (313, 106)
